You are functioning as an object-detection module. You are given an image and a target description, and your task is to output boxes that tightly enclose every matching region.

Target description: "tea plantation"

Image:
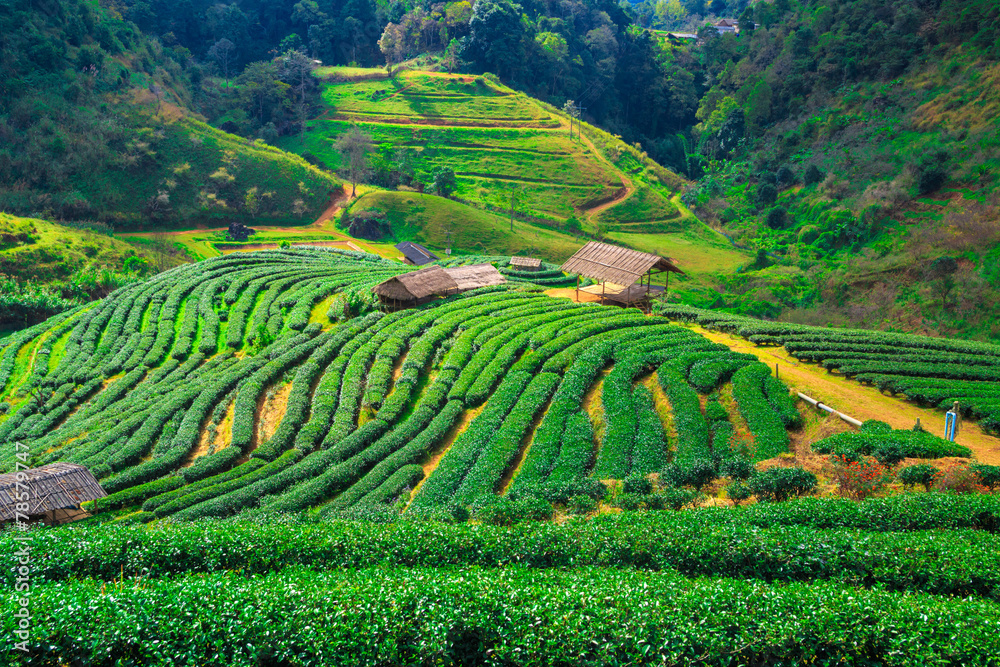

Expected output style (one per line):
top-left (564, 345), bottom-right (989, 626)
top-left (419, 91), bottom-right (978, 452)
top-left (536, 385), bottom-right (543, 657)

top-left (660, 304), bottom-right (1000, 435)
top-left (3, 249), bottom-right (999, 665)
top-left (0, 249), bottom-right (800, 521)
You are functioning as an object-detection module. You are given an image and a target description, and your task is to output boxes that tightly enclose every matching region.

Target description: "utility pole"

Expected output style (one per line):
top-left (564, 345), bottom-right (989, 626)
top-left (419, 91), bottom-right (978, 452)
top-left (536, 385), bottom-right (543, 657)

top-left (509, 185), bottom-right (523, 232)
top-left (562, 100), bottom-right (581, 140)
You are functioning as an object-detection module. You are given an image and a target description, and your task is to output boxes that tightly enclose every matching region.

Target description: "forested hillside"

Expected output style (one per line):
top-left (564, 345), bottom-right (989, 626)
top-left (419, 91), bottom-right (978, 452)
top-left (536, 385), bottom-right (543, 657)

top-left (0, 0), bottom-right (339, 227)
top-left (3, 0), bottom-right (1000, 337)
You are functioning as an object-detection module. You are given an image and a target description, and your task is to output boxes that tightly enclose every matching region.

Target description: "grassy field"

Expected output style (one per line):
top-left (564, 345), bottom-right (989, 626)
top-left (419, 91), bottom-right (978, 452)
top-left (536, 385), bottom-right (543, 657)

top-left (347, 191), bottom-right (584, 260)
top-left (278, 69), bottom-right (679, 224)
top-left (61, 115), bottom-right (341, 231)
top-left (0, 214), bottom-right (168, 283)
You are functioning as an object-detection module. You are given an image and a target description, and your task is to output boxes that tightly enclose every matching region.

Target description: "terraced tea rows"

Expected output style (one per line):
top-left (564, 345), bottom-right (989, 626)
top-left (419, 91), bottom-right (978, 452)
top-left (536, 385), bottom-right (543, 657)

top-left (282, 70), bottom-right (683, 226)
top-left (659, 305), bottom-right (1000, 435)
top-left (0, 251), bottom-right (801, 520)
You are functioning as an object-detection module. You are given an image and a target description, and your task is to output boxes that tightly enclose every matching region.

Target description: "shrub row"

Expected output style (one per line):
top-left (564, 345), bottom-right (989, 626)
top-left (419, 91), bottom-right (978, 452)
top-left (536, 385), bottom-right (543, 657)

top-left (731, 364), bottom-right (790, 460)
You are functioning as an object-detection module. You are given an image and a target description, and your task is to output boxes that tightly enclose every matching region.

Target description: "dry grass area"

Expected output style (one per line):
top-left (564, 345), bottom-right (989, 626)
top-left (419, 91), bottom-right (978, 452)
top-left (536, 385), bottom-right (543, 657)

top-left (184, 400), bottom-right (234, 467)
top-left (408, 403), bottom-right (486, 504)
top-left (687, 323), bottom-right (1000, 465)
top-left (643, 373), bottom-right (678, 451)
top-left (255, 382), bottom-right (293, 451)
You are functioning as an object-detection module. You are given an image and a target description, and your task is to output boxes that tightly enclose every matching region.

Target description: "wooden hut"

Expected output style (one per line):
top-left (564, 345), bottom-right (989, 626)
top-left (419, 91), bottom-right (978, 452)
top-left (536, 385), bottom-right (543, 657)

top-left (373, 263), bottom-right (506, 309)
top-left (374, 265), bottom-right (458, 308)
top-left (509, 256), bottom-right (541, 272)
top-left (561, 241), bottom-right (683, 311)
top-left (0, 462), bottom-right (106, 526)
top-left (395, 241), bottom-right (439, 266)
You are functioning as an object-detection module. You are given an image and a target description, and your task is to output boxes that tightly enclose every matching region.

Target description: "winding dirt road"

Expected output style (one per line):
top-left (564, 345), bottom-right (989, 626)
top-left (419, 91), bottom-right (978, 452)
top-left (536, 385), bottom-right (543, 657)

top-left (689, 324), bottom-right (1000, 465)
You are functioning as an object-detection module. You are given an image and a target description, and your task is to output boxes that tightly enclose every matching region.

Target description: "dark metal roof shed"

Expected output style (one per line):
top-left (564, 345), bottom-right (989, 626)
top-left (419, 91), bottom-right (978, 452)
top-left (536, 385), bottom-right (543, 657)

top-left (395, 241), bottom-right (439, 266)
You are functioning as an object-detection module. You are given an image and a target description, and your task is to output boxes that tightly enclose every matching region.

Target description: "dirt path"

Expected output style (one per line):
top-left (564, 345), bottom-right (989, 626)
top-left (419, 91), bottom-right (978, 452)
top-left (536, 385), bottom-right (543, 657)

top-left (574, 127), bottom-right (635, 225)
top-left (687, 324), bottom-right (1000, 464)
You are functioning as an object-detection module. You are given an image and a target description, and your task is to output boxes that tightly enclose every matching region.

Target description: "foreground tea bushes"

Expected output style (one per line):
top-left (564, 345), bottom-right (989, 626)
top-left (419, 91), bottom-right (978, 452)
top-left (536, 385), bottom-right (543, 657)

top-left (5, 566), bottom-right (1000, 666)
top-left (813, 419), bottom-right (972, 459)
top-left (8, 494), bottom-right (1000, 598)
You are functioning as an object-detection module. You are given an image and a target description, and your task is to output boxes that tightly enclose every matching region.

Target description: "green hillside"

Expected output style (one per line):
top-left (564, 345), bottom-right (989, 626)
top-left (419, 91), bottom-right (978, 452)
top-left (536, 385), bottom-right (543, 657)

top-left (670, 2), bottom-right (1000, 339)
top-left (279, 69), bottom-right (689, 228)
top-left (70, 115), bottom-right (341, 230)
top-left (0, 0), bottom-right (340, 229)
top-left (277, 67), bottom-right (748, 278)
top-left (0, 213), bottom-right (173, 326)
top-left (347, 190), bottom-right (584, 259)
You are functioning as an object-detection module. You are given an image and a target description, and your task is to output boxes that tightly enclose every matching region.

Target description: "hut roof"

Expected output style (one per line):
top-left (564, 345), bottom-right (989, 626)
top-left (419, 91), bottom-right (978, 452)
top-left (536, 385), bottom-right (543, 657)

top-left (0, 463), bottom-right (106, 521)
top-left (395, 241), bottom-right (438, 266)
top-left (446, 263), bottom-right (507, 290)
top-left (561, 241), bottom-right (683, 286)
top-left (373, 265), bottom-right (458, 301)
top-left (510, 256), bottom-right (541, 269)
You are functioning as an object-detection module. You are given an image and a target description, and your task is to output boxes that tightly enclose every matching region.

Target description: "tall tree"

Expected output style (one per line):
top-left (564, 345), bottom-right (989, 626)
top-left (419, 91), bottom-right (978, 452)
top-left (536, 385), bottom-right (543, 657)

top-left (378, 23), bottom-right (406, 76)
top-left (237, 61), bottom-right (290, 125)
top-left (335, 126), bottom-right (373, 197)
top-left (279, 49), bottom-right (316, 138)
top-left (466, 0), bottom-right (525, 78)
top-left (208, 38), bottom-right (236, 88)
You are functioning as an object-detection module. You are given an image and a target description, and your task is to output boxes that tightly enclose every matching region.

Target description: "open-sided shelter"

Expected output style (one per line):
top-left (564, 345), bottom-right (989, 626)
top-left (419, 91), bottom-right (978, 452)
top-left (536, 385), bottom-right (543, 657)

top-left (561, 241), bottom-right (684, 311)
top-left (0, 462), bottom-right (106, 526)
top-left (395, 241), bottom-right (438, 266)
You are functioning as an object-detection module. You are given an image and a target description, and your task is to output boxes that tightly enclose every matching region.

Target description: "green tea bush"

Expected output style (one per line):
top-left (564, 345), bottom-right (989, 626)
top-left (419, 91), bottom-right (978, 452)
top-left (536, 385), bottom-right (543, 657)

top-left (748, 467), bottom-right (817, 502)
top-left (972, 464), bottom-right (1000, 491)
top-left (898, 463), bottom-right (939, 490)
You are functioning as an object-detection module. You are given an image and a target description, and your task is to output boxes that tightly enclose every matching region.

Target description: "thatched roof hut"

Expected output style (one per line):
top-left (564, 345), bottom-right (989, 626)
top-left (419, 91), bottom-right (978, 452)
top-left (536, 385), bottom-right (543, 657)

top-left (374, 265), bottom-right (459, 303)
top-left (509, 256), bottom-right (541, 271)
top-left (561, 241), bottom-right (683, 311)
top-left (373, 263), bottom-right (506, 309)
top-left (446, 263), bottom-right (506, 291)
top-left (561, 241), bottom-right (683, 285)
top-left (0, 462), bottom-right (106, 525)
top-left (395, 241), bottom-right (439, 266)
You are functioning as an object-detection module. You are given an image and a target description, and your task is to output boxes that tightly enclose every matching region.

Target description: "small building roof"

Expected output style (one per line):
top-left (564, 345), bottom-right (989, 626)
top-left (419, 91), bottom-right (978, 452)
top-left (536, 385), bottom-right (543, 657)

top-left (510, 256), bottom-right (542, 269)
top-left (395, 241), bottom-right (439, 266)
top-left (561, 241), bottom-right (683, 286)
top-left (446, 263), bottom-right (506, 290)
top-left (716, 18), bottom-right (738, 26)
top-left (374, 265), bottom-right (458, 301)
top-left (0, 463), bottom-right (106, 521)
top-left (668, 32), bottom-right (699, 40)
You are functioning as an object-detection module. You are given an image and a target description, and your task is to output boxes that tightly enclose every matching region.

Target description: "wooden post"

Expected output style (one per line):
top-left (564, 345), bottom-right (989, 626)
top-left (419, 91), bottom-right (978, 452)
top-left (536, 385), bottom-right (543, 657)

top-left (601, 280), bottom-right (606, 305)
top-left (775, 363), bottom-right (779, 380)
top-left (575, 274), bottom-right (579, 302)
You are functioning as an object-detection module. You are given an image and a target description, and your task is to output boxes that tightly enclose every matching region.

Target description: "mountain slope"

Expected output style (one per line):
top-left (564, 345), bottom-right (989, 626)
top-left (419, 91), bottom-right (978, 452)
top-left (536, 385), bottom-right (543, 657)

top-left (0, 0), bottom-right (340, 228)
top-left (280, 67), bottom-right (748, 276)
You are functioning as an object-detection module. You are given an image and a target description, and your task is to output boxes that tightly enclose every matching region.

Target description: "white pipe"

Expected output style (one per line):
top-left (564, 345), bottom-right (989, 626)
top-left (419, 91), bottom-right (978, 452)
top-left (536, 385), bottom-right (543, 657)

top-left (797, 392), bottom-right (863, 428)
